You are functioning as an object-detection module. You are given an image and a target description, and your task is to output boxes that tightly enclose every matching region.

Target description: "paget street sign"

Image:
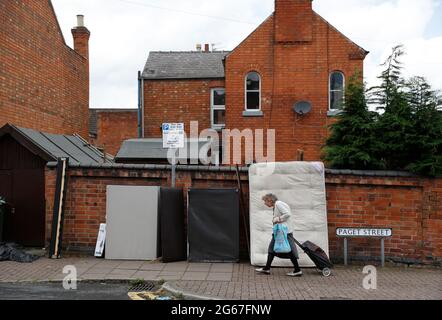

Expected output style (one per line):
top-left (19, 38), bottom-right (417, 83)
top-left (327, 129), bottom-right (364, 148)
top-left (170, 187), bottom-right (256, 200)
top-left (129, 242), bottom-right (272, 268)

top-left (336, 227), bottom-right (393, 267)
top-left (336, 228), bottom-right (392, 238)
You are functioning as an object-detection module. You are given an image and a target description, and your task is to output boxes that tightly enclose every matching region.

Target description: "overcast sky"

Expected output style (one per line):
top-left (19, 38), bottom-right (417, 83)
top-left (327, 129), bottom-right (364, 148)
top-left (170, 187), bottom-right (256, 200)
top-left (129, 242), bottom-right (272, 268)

top-left (51, 0), bottom-right (442, 109)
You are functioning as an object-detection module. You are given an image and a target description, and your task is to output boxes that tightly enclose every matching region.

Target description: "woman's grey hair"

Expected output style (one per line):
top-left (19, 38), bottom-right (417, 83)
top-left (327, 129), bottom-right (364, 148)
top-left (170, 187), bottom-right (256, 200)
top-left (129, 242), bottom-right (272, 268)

top-left (262, 193), bottom-right (278, 202)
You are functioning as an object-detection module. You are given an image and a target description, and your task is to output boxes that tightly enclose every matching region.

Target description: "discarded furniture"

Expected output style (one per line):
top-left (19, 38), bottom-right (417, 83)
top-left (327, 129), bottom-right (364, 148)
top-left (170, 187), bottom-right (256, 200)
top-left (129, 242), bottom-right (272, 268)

top-left (187, 189), bottom-right (240, 262)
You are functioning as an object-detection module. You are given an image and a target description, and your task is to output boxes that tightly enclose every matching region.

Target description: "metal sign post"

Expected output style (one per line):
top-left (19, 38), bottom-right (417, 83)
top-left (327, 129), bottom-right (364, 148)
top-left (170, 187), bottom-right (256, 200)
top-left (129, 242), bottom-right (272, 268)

top-left (336, 227), bottom-right (393, 267)
top-left (344, 237), bottom-right (348, 266)
top-left (162, 123), bottom-right (184, 187)
top-left (171, 149), bottom-right (177, 188)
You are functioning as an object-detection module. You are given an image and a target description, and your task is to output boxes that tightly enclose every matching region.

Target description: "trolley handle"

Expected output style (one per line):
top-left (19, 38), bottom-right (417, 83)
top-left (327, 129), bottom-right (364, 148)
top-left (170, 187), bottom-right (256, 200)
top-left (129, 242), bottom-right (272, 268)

top-left (292, 237), bottom-right (305, 250)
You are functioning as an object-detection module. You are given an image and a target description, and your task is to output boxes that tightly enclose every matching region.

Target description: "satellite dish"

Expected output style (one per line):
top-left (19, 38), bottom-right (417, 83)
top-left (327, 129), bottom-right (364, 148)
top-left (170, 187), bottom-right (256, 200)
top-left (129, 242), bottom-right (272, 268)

top-left (293, 101), bottom-right (312, 115)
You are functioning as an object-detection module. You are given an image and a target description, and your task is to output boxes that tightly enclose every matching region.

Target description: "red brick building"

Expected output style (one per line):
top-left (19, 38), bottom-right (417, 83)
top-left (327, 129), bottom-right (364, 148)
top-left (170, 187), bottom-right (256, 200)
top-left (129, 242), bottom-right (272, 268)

top-left (89, 109), bottom-right (138, 156)
top-left (141, 0), bottom-right (368, 163)
top-left (0, 0), bottom-right (90, 137)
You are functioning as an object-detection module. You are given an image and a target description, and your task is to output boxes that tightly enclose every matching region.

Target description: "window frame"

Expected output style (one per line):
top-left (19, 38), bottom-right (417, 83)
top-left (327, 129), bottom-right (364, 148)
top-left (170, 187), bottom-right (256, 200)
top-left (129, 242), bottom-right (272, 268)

top-left (329, 71), bottom-right (345, 111)
top-left (245, 72), bottom-right (262, 111)
top-left (211, 88), bottom-right (226, 130)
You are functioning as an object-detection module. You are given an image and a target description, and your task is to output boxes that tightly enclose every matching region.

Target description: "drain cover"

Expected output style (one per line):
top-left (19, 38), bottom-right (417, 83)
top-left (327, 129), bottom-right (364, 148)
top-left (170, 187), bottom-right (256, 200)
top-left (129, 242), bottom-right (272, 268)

top-left (129, 282), bottom-right (157, 293)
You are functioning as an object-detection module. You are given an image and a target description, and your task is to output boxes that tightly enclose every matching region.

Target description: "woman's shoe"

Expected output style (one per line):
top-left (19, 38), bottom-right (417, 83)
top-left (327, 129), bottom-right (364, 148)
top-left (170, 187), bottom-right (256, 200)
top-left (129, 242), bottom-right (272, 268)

top-left (287, 271), bottom-right (303, 277)
top-left (255, 268), bottom-right (271, 275)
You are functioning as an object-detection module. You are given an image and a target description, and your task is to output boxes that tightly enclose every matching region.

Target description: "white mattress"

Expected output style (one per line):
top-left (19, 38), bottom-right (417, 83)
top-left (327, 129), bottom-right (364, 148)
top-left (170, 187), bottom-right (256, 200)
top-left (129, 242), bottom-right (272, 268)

top-left (249, 162), bottom-right (329, 267)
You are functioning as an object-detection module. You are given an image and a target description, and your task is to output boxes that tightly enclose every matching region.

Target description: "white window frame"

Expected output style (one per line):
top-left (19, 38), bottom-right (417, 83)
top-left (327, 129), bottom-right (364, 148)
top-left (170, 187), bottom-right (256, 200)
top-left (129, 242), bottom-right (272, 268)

top-left (245, 72), bottom-right (261, 111)
top-left (211, 88), bottom-right (226, 130)
top-left (329, 71), bottom-right (345, 111)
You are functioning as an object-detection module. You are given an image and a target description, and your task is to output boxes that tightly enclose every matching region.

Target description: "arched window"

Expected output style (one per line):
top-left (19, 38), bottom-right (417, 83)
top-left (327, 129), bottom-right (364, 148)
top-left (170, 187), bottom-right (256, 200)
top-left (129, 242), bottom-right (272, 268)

top-left (245, 72), bottom-right (261, 110)
top-left (329, 71), bottom-right (345, 110)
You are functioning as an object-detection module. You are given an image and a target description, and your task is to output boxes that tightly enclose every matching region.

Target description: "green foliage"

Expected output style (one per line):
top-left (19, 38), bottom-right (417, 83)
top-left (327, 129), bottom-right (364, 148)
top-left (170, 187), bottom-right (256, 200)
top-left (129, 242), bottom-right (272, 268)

top-left (369, 45), bottom-right (414, 170)
top-left (404, 76), bottom-right (442, 176)
top-left (323, 45), bottom-right (442, 177)
top-left (323, 73), bottom-right (383, 169)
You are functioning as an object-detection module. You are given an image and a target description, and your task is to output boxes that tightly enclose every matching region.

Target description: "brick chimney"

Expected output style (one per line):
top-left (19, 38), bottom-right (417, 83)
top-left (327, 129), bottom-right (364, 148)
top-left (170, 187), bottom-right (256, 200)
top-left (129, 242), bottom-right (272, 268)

top-left (204, 43), bottom-right (210, 52)
top-left (275, 0), bottom-right (313, 43)
top-left (71, 15), bottom-right (90, 59)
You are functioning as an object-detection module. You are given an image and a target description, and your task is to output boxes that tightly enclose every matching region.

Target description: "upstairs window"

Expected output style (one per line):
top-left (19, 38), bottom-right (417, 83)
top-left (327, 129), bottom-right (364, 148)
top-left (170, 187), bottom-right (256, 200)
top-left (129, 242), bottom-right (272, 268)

top-left (211, 88), bottom-right (225, 129)
top-left (329, 71), bottom-right (345, 110)
top-left (245, 72), bottom-right (261, 110)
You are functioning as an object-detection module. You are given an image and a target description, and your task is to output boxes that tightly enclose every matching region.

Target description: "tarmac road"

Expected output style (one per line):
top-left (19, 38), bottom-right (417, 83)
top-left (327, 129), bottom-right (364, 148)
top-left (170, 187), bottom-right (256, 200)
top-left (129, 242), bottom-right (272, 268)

top-left (0, 282), bottom-right (131, 300)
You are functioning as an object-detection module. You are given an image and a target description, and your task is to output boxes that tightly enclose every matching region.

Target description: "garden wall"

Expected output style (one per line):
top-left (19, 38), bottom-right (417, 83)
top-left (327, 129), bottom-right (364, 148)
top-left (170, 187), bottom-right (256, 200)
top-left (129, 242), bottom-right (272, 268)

top-left (44, 165), bottom-right (441, 266)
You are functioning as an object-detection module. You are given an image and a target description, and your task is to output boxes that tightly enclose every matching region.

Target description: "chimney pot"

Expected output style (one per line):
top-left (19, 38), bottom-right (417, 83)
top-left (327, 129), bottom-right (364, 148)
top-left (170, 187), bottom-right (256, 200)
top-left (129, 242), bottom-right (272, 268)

top-left (77, 14), bottom-right (85, 27)
top-left (196, 44), bottom-right (202, 51)
top-left (204, 44), bottom-right (210, 52)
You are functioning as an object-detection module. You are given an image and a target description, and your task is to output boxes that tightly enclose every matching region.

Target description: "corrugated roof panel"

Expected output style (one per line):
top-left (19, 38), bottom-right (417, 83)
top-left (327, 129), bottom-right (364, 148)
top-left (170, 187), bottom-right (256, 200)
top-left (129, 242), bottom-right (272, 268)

top-left (40, 132), bottom-right (85, 164)
top-left (14, 126), bottom-right (112, 166)
top-left (16, 127), bottom-right (69, 161)
top-left (65, 135), bottom-right (112, 164)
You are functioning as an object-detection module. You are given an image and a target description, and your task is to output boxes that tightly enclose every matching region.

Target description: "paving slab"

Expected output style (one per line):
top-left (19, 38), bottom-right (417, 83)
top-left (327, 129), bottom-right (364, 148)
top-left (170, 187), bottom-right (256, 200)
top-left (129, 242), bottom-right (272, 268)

top-left (187, 263), bottom-right (212, 272)
top-left (132, 270), bottom-right (161, 280)
top-left (116, 261), bottom-right (144, 270)
top-left (139, 262), bottom-right (165, 271)
top-left (182, 272), bottom-right (208, 281)
top-left (207, 272), bottom-right (232, 282)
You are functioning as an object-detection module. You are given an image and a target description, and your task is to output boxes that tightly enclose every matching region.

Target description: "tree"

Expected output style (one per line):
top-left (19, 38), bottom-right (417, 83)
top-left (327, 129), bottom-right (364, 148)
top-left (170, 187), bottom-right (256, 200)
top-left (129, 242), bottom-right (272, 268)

top-left (322, 73), bottom-right (382, 169)
top-left (405, 76), bottom-right (442, 176)
top-left (369, 45), bottom-right (415, 170)
top-left (324, 45), bottom-right (442, 177)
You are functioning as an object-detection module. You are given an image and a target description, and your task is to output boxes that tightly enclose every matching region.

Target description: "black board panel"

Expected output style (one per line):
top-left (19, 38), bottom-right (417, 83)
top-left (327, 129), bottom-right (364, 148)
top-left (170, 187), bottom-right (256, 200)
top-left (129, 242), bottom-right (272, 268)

top-left (188, 189), bottom-right (239, 262)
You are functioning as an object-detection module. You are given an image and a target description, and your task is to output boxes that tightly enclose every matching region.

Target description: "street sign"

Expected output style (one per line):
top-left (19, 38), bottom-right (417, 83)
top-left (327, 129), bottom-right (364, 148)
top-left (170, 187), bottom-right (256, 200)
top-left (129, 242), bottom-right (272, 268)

top-left (336, 227), bottom-right (392, 238)
top-left (336, 227), bottom-right (392, 267)
top-left (162, 123), bottom-right (185, 149)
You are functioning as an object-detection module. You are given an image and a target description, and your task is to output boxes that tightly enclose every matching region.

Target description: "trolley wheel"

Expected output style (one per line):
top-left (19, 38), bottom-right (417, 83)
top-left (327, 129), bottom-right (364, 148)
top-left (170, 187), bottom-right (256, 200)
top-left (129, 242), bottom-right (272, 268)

top-left (322, 268), bottom-right (332, 277)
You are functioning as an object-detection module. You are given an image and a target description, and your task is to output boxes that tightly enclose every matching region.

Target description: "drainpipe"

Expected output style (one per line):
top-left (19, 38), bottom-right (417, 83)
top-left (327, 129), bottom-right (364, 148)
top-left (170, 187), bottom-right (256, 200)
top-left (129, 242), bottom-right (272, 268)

top-left (139, 71), bottom-right (145, 138)
top-left (142, 75), bottom-right (145, 138)
top-left (138, 71), bottom-right (142, 138)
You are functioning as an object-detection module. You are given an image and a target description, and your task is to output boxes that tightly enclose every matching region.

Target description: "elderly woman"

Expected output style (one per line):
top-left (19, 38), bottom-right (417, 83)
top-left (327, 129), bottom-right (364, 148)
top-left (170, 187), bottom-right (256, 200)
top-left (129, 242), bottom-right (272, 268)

top-left (256, 194), bottom-right (303, 277)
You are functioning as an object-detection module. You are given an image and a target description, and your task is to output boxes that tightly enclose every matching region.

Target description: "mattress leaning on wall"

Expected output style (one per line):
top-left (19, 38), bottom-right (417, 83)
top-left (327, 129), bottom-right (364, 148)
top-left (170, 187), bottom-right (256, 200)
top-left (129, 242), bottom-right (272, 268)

top-left (249, 162), bottom-right (330, 267)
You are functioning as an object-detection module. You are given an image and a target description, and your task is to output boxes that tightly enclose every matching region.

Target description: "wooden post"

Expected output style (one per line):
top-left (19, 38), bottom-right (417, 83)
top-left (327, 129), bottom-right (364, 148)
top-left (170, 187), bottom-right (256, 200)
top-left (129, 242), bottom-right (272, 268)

top-left (49, 158), bottom-right (69, 259)
top-left (297, 149), bottom-right (304, 161)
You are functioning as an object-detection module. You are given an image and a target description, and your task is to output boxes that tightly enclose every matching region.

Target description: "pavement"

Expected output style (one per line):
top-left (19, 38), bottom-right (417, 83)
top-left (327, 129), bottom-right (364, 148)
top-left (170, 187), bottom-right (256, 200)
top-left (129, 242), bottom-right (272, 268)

top-left (0, 256), bottom-right (441, 300)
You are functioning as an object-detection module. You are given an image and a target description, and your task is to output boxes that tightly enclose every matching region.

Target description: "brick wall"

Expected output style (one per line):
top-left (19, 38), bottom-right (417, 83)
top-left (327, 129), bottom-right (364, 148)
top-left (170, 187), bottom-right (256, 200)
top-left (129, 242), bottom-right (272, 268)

top-left (225, 10), bottom-right (366, 162)
top-left (143, 79), bottom-right (225, 138)
top-left (327, 175), bottom-right (442, 265)
top-left (0, 0), bottom-right (89, 137)
top-left (90, 109), bottom-right (138, 156)
top-left (44, 166), bottom-right (442, 266)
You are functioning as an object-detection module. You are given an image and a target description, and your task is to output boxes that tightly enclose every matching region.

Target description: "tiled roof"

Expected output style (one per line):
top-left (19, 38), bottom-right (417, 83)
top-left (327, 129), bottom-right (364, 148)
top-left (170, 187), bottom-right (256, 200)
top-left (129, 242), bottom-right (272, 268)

top-left (142, 51), bottom-right (230, 80)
